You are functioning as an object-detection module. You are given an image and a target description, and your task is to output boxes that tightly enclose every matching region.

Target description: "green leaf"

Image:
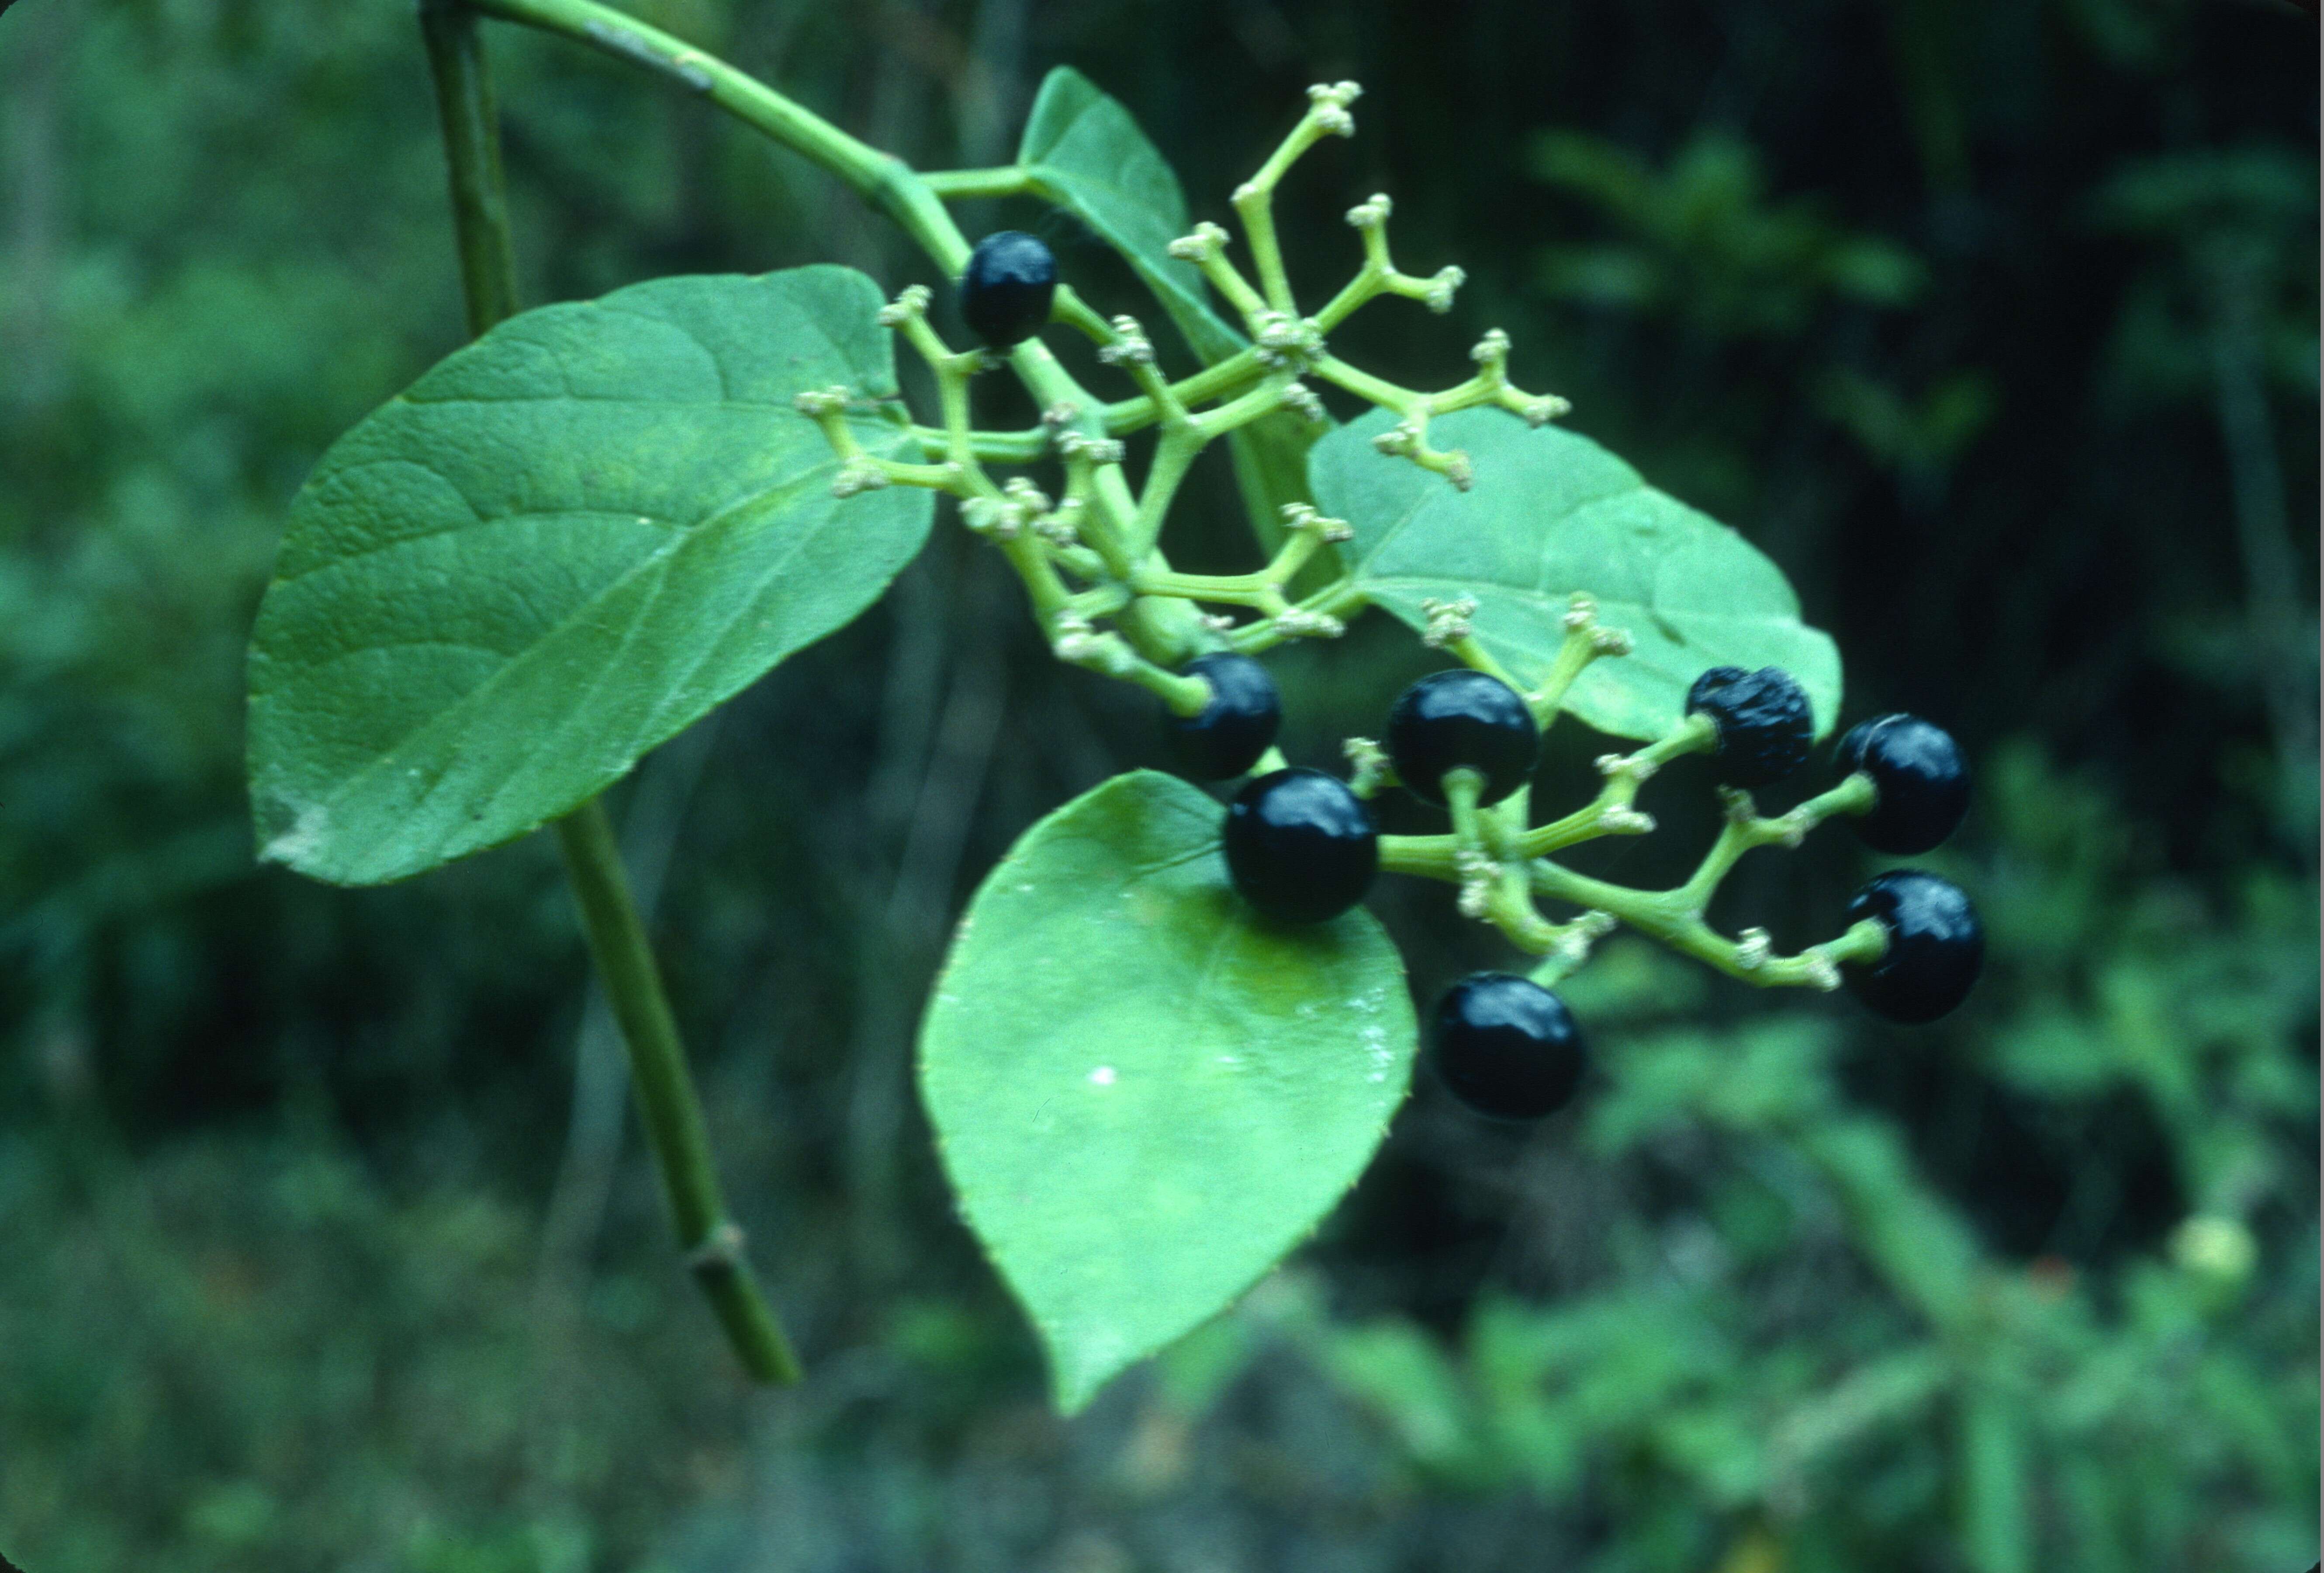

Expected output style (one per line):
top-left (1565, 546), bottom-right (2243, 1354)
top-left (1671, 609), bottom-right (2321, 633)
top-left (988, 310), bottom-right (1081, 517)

top-left (247, 267), bottom-right (931, 885)
top-left (1017, 67), bottom-right (1324, 541)
top-left (1018, 67), bottom-right (1240, 365)
top-left (920, 770), bottom-right (1414, 1412)
top-left (1313, 408), bottom-right (1842, 741)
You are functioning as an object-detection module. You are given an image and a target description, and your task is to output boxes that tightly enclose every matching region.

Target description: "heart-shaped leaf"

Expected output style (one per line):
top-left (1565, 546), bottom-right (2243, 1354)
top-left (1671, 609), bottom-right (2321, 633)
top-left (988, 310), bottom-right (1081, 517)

top-left (1313, 407), bottom-right (1843, 741)
top-left (1018, 67), bottom-right (1324, 542)
top-left (920, 770), bottom-right (1415, 1412)
top-left (247, 266), bottom-right (932, 885)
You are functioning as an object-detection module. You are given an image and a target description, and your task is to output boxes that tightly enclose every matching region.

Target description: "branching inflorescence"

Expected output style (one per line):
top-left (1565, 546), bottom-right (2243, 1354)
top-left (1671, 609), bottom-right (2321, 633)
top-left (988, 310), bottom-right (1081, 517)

top-left (355, 0), bottom-right (1993, 1399)
top-left (806, 79), bottom-right (1982, 1113)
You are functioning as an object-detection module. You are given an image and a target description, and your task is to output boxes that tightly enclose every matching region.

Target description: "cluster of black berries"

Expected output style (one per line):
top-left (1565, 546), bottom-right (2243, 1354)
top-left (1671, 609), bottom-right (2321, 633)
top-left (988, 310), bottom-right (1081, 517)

top-left (1170, 655), bottom-right (1980, 1122)
top-left (956, 232), bottom-right (1980, 1118)
top-left (1677, 668), bottom-right (1983, 1032)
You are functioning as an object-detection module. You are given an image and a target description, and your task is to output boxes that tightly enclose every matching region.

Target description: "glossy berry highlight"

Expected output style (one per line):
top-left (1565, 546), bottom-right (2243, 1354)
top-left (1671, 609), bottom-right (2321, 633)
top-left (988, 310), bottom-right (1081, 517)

top-left (1431, 973), bottom-right (1589, 1120)
top-left (1837, 713), bottom-right (1970, 855)
top-left (958, 231), bottom-right (1058, 349)
top-left (1167, 652), bottom-right (1281, 780)
top-left (1686, 665), bottom-right (1813, 788)
top-left (1222, 768), bottom-right (1377, 925)
top-left (1842, 870), bottom-right (1983, 1024)
top-left (1386, 669), bottom-right (1540, 806)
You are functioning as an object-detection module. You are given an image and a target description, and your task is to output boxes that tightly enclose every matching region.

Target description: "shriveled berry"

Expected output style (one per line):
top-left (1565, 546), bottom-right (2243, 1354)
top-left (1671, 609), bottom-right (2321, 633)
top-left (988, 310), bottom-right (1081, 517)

top-left (958, 231), bottom-right (1057, 349)
top-left (1843, 870), bottom-right (1983, 1024)
top-left (1432, 973), bottom-right (1588, 1120)
top-left (1837, 714), bottom-right (1970, 855)
top-left (1686, 665), bottom-right (1814, 787)
top-left (1386, 669), bottom-right (1539, 806)
top-left (1167, 652), bottom-right (1281, 780)
top-left (1223, 768), bottom-right (1377, 924)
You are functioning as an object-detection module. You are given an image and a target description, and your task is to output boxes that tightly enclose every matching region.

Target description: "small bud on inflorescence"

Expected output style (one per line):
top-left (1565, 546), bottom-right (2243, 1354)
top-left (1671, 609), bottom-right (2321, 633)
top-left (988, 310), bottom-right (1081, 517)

top-left (1597, 750), bottom-right (1660, 783)
top-left (1096, 315), bottom-right (1155, 367)
top-left (1343, 735), bottom-right (1390, 795)
top-left (1003, 476), bottom-right (1052, 517)
top-left (1803, 951), bottom-right (1842, 992)
top-left (1283, 502), bottom-right (1355, 543)
top-left (876, 284), bottom-right (931, 326)
top-left (1418, 595), bottom-right (1479, 648)
top-left (1167, 222), bottom-right (1232, 264)
top-left (1442, 450), bottom-right (1475, 491)
top-left (1272, 608), bottom-right (1346, 639)
top-left (1563, 593), bottom-right (1601, 631)
top-left (1056, 431), bottom-right (1126, 466)
top-left (1454, 847), bottom-right (1497, 919)
top-left (1521, 396), bottom-right (1567, 428)
top-left (1718, 787), bottom-right (1759, 825)
top-left (1599, 805), bottom-right (1656, 835)
top-left (1733, 927), bottom-right (1773, 971)
top-left (1048, 611), bottom-right (1099, 663)
top-left (1372, 418), bottom-right (1423, 458)
top-left (1278, 381), bottom-right (1327, 422)
top-left (1306, 80), bottom-right (1363, 138)
top-left (830, 458), bottom-right (890, 499)
top-left (1252, 312), bottom-right (1322, 370)
top-left (959, 495), bottom-right (1017, 539)
top-left (1470, 328), bottom-right (1511, 372)
top-left (1345, 193), bottom-right (1393, 230)
top-left (1591, 625), bottom-right (1635, 656)
top-left (792, 385), bottom-right (851, 418)
top-left (1552, 911), bottom-right (1615, 970)
top-left (1032, 495), bottom-right (1084, 547)
top-left (1041, 401), bottom-right (1081, 430)
top-left (1424, 265), bottom-right (1466, 314)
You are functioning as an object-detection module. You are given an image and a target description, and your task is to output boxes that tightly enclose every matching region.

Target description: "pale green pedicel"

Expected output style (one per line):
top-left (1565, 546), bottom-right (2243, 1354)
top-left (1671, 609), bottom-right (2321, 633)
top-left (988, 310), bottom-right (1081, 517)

top-left (1315, 407), bottom-right (1843, 741)
top-left (248, 266), bottom-right (933, 886)
top-left (920, 771), bottom-right (1416, 1412)
top-left (1019, 67), bottom-right (1322, 536)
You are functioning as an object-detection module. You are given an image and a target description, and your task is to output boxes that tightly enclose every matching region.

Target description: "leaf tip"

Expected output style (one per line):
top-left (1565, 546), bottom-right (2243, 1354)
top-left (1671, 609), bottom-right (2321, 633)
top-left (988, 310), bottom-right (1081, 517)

top-left (1047, 1330), bottom-right (1136, 1417)
top-left (256, 797), bottom-right (330, 873)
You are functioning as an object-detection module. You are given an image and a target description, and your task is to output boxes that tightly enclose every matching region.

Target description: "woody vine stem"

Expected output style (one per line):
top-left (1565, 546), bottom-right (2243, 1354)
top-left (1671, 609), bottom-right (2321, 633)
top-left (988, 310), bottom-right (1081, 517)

top-left (419, 0), bottom-right (801, 1386)
top-left (419, 0), bottom-right (1892, 1382)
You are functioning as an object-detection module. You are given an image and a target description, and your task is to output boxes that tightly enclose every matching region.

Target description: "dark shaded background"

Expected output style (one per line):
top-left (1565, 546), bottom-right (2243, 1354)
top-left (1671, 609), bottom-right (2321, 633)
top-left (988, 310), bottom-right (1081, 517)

top-left (0, 1), bottom-right (2314, 1569)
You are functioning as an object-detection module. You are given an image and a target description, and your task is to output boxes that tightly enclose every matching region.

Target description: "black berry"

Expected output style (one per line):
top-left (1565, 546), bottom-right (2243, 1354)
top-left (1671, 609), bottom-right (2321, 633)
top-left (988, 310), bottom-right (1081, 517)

top-left (1386, 669), bottom-right (1540, 806)
top-left (1223, 768), bottom-right (1377, 924)
top-left (1431, 973), bottom-right (1589, 1120)
top-left (1168, 652), bottom-right (1281, 780)
top-left (1842, 870), bottom-right (1983, 1024)
top-left (1837, 714), bottom-right (1970, 855)
top-left (1686, 665), bottom-right (1813, 787)
top-left (958, 231), bottom-right (1056, 349)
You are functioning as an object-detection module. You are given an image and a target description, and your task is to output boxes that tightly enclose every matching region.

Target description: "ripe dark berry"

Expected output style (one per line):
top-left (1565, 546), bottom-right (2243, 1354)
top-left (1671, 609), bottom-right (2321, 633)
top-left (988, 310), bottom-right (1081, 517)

top-left (1842, 870), bottom-right (1984, 1024)
top-left (1167, 652), bottom-right (1281, 780)
top-left (1686, 665), bottom-right (1814, 787)
top-left (1836, 714), bottom-right (1970, 855)
top-left (1386, 669), bottom-right (1540, 806)
top-left (958, 231), bottom-right (1057, 349)
top-left (1223, 768), bottom-right (1377, 924)
top-left (1431, 973), bottom-right (1588, 1120)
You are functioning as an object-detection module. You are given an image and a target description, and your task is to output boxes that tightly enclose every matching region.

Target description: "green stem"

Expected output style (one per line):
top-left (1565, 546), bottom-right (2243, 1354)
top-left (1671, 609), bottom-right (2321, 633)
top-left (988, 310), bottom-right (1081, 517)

top-left (469, 0), bottom-right (968, 270)
top-left (419, 0), bottom-right (519, 335)
top-left (555, 804), bottom-right (803, 1384)
top-left (422, 0), bottom-right (800, 1386)
top-left (923, 165), bottom-right (1031, 199)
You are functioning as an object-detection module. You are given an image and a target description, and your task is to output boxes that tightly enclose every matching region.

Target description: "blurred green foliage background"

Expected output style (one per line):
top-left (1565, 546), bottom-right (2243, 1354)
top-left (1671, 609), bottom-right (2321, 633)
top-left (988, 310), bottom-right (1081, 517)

top-left (0, 0), bottom-right (2315, 1569)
